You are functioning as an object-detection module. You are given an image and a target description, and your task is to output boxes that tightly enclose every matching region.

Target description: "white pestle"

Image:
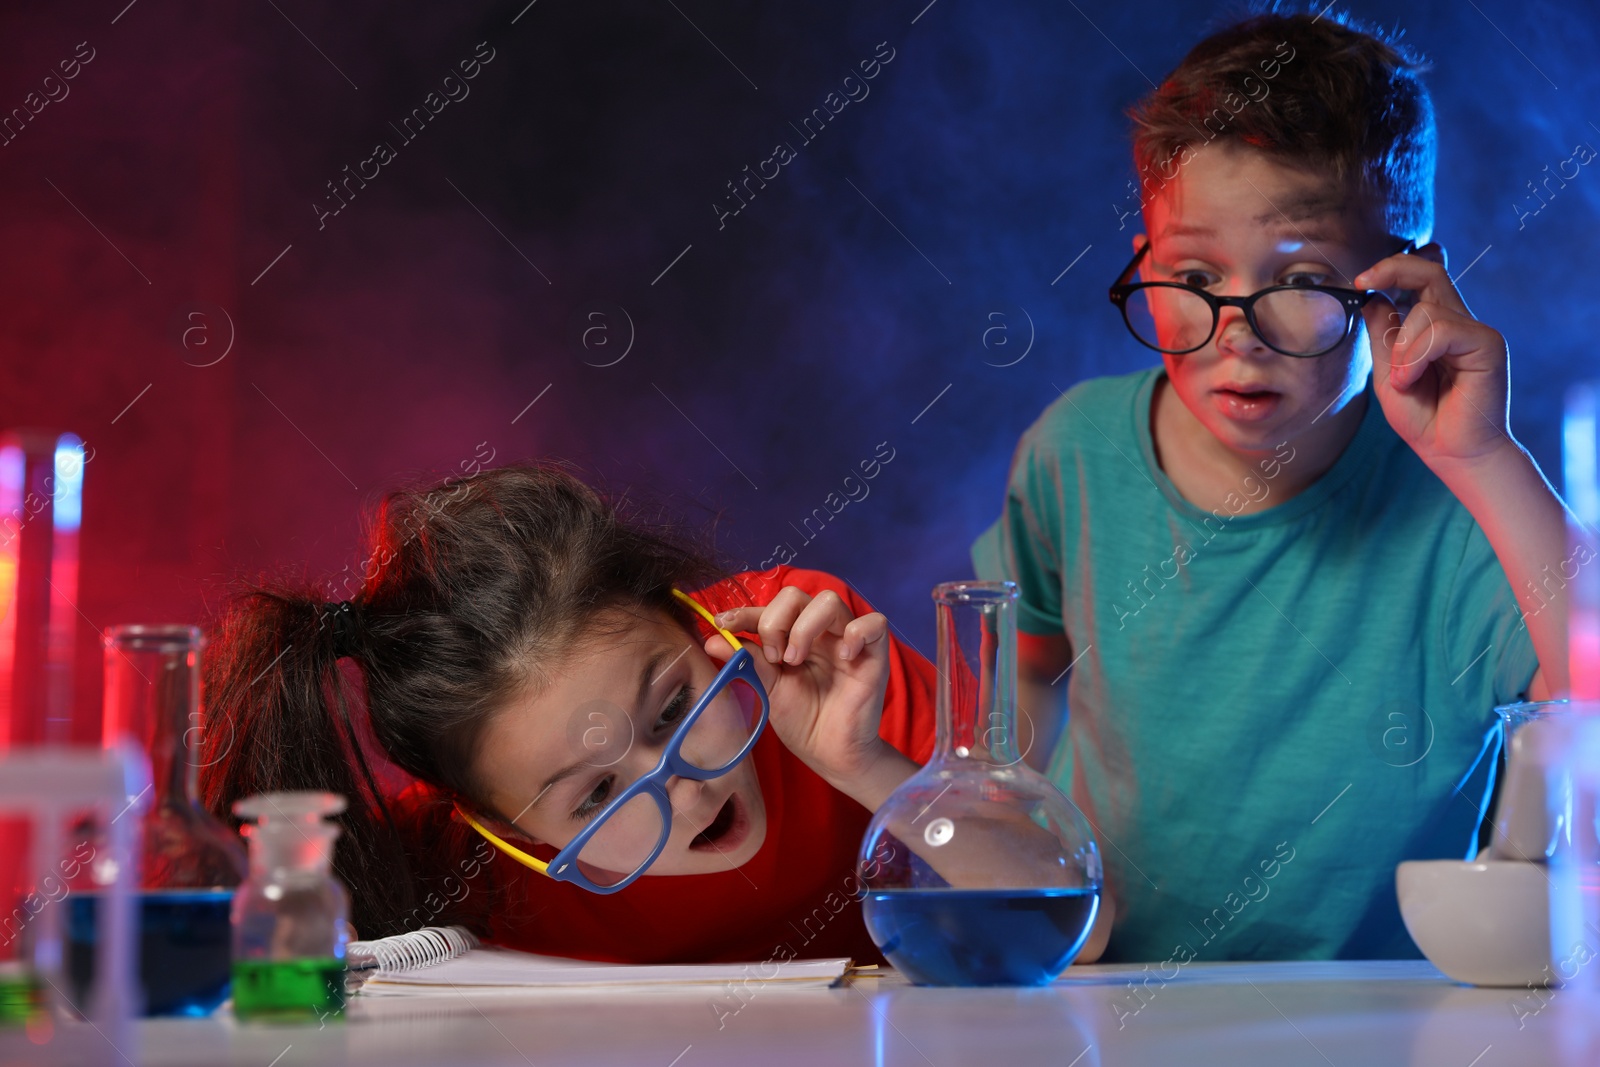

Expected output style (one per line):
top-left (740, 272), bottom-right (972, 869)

top-left (1489, 716), bottom-right (1567, 862)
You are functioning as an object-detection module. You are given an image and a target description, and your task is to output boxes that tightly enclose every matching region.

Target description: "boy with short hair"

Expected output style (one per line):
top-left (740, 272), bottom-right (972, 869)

top-left (973, 9), bottom-right (1574, 964)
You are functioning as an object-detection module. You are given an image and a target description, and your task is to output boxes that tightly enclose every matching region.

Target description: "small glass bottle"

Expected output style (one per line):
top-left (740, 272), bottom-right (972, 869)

top-left (859, 581), bottom-right (1102, 986)
top-left (230, 792), bottom-right (349, 1022)
top-left (67, 625), bottom-right (245, 1017)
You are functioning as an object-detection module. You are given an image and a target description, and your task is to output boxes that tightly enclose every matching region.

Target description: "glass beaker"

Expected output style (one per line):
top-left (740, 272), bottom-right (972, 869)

top-left (0, 745), bottom-right (146, 1060)
top-left (1544, 704), bottom-right (1600, 1016)
top-left (858, 580), bottom-right (1102, 986)
top-left (69, 625), bottom-right (245, 1016)
top-left (231, 791), bottom-right (349, 1022)
top-left (1549, 379), bottom-right (1600, 1023)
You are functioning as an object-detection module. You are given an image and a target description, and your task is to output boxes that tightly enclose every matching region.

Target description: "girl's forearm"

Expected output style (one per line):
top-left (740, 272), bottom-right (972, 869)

top-left (1435, 439), bottom-right (1576, 698)
top-left (824, 741), bottom-right (919, 813)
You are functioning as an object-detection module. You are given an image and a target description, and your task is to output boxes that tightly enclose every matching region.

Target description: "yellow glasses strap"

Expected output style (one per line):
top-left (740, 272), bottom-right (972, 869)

top-left (457, 587), bottom-right (741, 877)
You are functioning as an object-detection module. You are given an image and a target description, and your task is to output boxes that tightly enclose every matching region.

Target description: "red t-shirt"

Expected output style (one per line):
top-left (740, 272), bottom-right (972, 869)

top-left (456, 566), bottom-right (938, 964)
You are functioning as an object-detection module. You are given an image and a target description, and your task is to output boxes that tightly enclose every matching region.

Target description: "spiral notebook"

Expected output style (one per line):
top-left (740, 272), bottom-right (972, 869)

top-left (347, 926), bottom-right (855, 997)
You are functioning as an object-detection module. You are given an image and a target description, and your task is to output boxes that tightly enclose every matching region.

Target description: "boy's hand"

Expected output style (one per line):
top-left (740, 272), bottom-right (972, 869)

top-left (705, 588), bottom-right (915, 809)
top-left (1355, 251), bottom-right (1514, 473)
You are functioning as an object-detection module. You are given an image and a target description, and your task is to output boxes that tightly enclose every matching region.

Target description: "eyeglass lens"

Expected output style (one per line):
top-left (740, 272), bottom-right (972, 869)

top-left (566, 676), bottom-right (761, 886)
top-left (1125, 285), bottom-right (1352, 356)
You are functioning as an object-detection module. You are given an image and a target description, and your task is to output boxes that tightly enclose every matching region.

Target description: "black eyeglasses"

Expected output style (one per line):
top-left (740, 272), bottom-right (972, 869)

top-left (1107, 239), bottom-right (1415, 358)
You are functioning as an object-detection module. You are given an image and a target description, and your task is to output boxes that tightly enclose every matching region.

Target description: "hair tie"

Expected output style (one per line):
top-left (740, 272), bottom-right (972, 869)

top-left (323, 600), bottom-right (360, 657)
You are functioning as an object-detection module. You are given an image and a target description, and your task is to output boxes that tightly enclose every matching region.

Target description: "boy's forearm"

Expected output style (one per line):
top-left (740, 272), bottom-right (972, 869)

top-left (1433, 439), bottom-right (1576, 698)
top-left (1018, 676), bottom-right (1065, 773)
top-left (1017, 631), bottom-right (1073, 773)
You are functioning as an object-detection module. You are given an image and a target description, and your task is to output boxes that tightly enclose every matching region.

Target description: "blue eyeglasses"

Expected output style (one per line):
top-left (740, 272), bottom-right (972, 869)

top-left (457, 590), bottom-right (770, 894)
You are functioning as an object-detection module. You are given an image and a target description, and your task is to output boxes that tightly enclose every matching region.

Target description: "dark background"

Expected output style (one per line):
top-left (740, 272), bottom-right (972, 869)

top-left (1, 0), bottom-right (1596, 740)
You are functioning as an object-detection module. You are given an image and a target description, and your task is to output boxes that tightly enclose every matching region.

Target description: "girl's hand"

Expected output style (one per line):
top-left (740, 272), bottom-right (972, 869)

top-left (705, 587), bottom-right (914, 809)
top-left (1355, 250), bottom-right (1516, 474)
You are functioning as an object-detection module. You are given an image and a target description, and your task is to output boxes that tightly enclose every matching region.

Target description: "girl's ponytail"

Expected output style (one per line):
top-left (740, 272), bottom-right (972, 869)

top-left (199, 588), bottom-right (431, 937)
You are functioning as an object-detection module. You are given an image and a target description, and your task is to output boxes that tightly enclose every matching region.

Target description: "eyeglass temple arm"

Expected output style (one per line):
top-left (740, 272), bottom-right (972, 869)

top-left (455, 587), bottom-right (744, 878)
top-left (455, 804), bottom-right (551, 875)
top-left (671, 587), bottom-right (745, 651)
top-left (1112, 238), bottom-right (1153, 291)
top-left (1358, 239), bottom-right (1420, 302)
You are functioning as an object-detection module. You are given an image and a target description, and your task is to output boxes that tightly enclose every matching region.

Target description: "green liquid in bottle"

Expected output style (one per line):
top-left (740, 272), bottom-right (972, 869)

top-left (231, 958), bottom-right (346, 1022)
top-left (0, 973), bottom-right (41, 1026)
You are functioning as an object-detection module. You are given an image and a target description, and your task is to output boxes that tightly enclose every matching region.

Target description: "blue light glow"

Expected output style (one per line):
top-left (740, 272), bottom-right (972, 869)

top-left (53, 435), bottom-right (84, 533)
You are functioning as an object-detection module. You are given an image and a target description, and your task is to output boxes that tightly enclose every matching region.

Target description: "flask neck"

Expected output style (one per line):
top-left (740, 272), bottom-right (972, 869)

top-left (102, 628), bottom-right (205, 811)
top-left (932, 583), bottom-right (1022, 767)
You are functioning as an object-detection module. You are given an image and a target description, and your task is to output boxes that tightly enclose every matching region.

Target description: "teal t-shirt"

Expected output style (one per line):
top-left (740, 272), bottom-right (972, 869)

top-left (971, 367), bottom-right (1538, 963)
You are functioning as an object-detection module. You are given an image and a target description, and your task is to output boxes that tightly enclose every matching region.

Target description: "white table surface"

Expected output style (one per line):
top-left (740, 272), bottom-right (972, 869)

top-left (14, 960), bottom-right (1600, 1067)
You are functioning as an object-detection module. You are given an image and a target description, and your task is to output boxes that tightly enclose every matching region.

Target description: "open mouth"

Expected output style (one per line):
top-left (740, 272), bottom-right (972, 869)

top-left (689, 793), bottom-right (750, 853)
top-left (1213, 386), bottom-right (1282, 422)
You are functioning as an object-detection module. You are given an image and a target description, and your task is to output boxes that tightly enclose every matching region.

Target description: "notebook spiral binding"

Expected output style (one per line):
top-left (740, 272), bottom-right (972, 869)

top-left (347, 925), bottom-right (481, 978)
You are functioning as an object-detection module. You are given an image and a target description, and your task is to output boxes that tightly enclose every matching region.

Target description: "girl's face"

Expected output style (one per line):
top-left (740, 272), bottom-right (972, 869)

top-left (473, 607), bottom-right (768, 881)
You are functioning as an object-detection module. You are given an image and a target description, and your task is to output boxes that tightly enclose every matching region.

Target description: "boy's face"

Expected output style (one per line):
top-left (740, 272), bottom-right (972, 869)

top-left (1138, 141), bottom-right (1402, 454)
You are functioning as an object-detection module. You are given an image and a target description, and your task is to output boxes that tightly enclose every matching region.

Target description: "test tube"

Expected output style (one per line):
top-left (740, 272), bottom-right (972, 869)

top-left (1566, 381), bottom-right (1599, 701)
top-left (1549, 381), bottom-right (1600, 1025)
top-left (0, 430), bottom-right (87, 746)
top-left (0, 431), bottom-right (86, 992)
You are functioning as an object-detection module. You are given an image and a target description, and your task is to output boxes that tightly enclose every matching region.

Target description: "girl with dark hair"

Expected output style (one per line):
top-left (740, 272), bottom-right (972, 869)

top-left (198, 462), bottom-right (938, 964)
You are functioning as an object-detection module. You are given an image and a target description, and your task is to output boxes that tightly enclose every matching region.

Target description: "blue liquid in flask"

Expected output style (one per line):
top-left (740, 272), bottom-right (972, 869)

top-left (863, 886), bottom-right (1099, 986)
top-left (67, 888), bottom-right (234, 1016)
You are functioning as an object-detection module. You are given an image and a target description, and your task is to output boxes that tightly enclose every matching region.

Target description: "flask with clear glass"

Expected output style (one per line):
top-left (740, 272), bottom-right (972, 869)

top-left (858, 580), bottom-right (1102, 986)
top-left (231, 791), bottom-right (349, 1021)
top-left (68, 624), bottom-right (245, 1017)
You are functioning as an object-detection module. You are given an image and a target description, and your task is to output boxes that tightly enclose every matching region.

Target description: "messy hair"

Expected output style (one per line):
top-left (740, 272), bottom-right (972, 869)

top-left (1129, 5), bottom-right (1436, 242)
